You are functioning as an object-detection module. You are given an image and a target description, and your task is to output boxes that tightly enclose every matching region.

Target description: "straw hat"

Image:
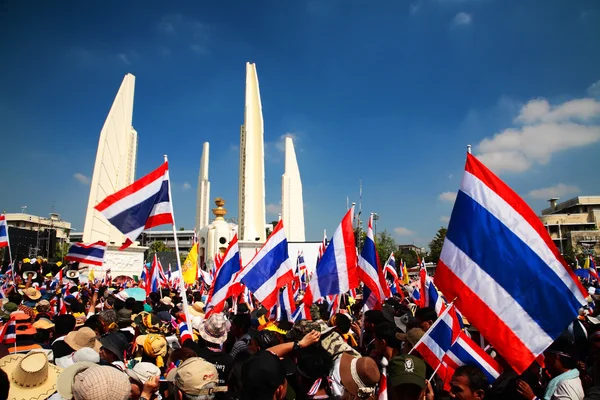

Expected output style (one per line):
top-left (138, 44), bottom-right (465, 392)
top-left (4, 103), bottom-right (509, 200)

top-left (63, 327), bottom-right (101, 352)
top-left (22, 287), bottom-right (42, 300)
top-left (0, 351), bottom-right (62, 400)
top-left (189, 301), bottom-right (205, 316)
top-left (160, 297), bottom-right (173, 307)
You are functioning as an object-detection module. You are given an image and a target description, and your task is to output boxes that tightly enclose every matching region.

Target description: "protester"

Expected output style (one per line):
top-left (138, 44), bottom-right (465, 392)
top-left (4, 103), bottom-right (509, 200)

top-left (449, 365), bottom-right (488, 400)
top-left (387, 355), bottom-right (434, 400)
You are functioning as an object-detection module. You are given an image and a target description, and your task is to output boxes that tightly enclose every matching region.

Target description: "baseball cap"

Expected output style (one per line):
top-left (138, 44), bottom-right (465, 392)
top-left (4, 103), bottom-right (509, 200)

top-left (173, 357), bottom-right (227, 396)
top-left (388, 355), bottom-right (427, 389)
top-left (241, 351), bottom-right (287, 400)
top-left (126, 362), bottom-right (161, 385)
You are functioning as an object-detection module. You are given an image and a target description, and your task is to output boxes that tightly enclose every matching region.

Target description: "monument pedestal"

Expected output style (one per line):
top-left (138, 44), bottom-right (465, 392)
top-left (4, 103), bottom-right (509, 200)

top-left (80, 244), bottom-right (146, 278)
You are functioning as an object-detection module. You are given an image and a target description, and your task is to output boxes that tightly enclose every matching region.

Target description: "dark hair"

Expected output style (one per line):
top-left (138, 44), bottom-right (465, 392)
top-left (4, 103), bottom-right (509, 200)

top-left (374, 322), bottom-right (402, 349)
top-left (70, 301), bottom-right (84, 314)
top-left (132, 301), bottom-right (144, 315)
top-left (296, 344), bottom-right (333, 381)
top-left (148, 292), bottom-right (160, 305)
top-left (334, 313), bottom-right (352, 334)
top-left (228, 351), bottom-right (252, 400)
top-left (232, 314), bottom-right (251, 333)
top-left (124, 297), bottom-right (136, 309)
top-left (0, 367), bottom-right (8, 400)
top-left (84, 315), bottom-right (103, 334)
top-left (415, 307), bottom-right (438, 324)
top-left (54, 314), bottom-right (76, 336)
top-left (8, 293), bottom-right (22, 305)
top-left (364, 310), bottom-right (387, 326)
top-left (454, 365), bottom-right (488, 392)
top-left (169, 347), bottom-right (197, 365)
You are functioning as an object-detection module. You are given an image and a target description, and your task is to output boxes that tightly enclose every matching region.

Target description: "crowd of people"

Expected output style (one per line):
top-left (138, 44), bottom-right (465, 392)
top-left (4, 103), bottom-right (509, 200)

top-left (0, 266), bottom-right (598, 400)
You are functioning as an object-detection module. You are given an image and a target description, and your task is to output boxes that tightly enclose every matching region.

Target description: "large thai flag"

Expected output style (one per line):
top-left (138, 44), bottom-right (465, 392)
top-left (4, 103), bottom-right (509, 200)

top-left (304, 208), bottom-right (359, 306)
top-left (444, 331), bottom-right (503, 385)
top-left (0, 214), bottom-right (9, 248)
top-left (65, 241), bottom-right (107, 266)
top-left (435, 153), bottom-right (588, 374)
top-left (236, 220), bottom-right (294, 310)
top-left (95, 161), bottom-right (174, 249)
top-left (358, 215), bottom-right (391, 303)
top-left (206, 235), bottom-right (241, 315)
top-left (411, 303), bottom-right (461, 380)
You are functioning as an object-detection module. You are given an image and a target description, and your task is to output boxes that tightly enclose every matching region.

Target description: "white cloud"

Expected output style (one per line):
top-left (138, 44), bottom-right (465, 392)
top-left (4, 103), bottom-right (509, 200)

top-left (439, 191), bottom-right (457, 203)
top-left (527, 183), bottom-right (580, 200)
top-left (588, 80), bottom-right (600, 97)
top-left (448, 174), bottom-right (454, 180)
top-left (158, 14), bottom-right (210, 55)
top-left (266, 203), bottom-right (281, 215)
top-left (440, 216), bottom-right (451, 223)
top-left (182, 182), bottom-right (192, 190)
top-left (409, 1), bottom-right (421, 15)
top-left (275, 133), bottom-right (298, 153)
top-left (117, 53), bottom-right (131, 65)
top-left (394, 227), bottom-right (415, 236)
top-left (452, 12), bottom-right (472, 26)
top-left (73, 173), bottom-right (91, 185)
top-left (476, 97), bottom-right (600, 174)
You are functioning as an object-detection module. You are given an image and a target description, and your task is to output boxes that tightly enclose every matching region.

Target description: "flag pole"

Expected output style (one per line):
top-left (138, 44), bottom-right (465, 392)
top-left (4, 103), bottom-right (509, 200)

top-left (3, 213), bottom-right (14, 277)
top-left (164, 155), bottom-right (193, 326)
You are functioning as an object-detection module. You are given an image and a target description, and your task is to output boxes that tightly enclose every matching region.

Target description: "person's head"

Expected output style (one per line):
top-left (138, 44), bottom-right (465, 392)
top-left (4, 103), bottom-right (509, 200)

top-left (125, 297), bottom-right (136, 310)
top-left (99, 332), bottom-right (129, 363)
top-left (84, 314), bottom-right (104, 335)
top-left (589, 326), bottom-right (600, 357)
top-left (388, 355), bottom-right (427, 400)
top-left (414, 307), bottom-right (437, 331)
top-left (241, 351), bottom-right (287, 400)
top-left (543, 336), bottom-right (578, 377)
top-left (172, 357), bottom-right (226, 400)
top-left (248, 330), bottom-right (279, 354)
top-left (8, 292), bottom-right (22, 305)
top-left (126, 362), bottom-right (161, 400)
top-left (98, 310), bottom-right (118, 333)
top-left (70, 301), bottom-right (85, 314)
top-left (449, 365), bottom-right (487, 400)
top-left (167, 347), bottom-right (197, 367)
top-left (295, 345), bottom-right (334, 396)
top-left (231, 314), bottom-right (251, 339)
top-left (71, 365), bottom-right (131, 400)
top-left (333, 313), bottom-right (352, 335)
top-left (374, 322), bottom-right (402, 359)
top-left (364, 310), bottom-right (386, 333)
top-left (54, 314), bottom-right (76, 337)
top-left (148, 292), bottom-right (160, 306)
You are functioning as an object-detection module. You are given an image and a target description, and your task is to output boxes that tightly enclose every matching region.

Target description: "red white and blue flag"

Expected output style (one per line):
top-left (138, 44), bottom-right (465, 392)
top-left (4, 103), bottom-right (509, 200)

top-left (435, 153), bottom-right (588, 374)
top-left (236, 220), bottom-right (295, 311)
top-left (178, 321), bottom-right (193, 345)
top-left (589, 256), bottom-right (599, 280)
top-left (422, 275), bottom-right (445, 315)
top-left (95, 162), bottom-right (174, 250)
top-left (411, 303), bottom-right (462, 381)
top-left (0, 214), bottom-right (9, 249)
top-left (147, 254), bottom-right (162, 295)
top-left (358, 215), bottom-right (391, 303)
top-left (291, 303), bottom-right (312, 322)
top-left (206, 235), bottom-right (241, 316)
top-left (444, 331), bottom-right (503, 385)
top-left (383, 253), bottom-right (402, 296)
top-left (277, 285), bottom-right (297, 322)
top-left (65, 241), bottom-right (107, 266)
top-left (304, 208), bottom-right (359, 306)
top-left (0, 317), bottom-right (16, 344)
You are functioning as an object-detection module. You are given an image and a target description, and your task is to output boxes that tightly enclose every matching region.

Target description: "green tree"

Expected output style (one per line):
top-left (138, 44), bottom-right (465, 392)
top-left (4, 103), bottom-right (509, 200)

top-left (55, 242), bottom-right (70, 260)
top-left (147, 240), bottom-right (172, 261)
top-left (375, 230), bottom-right (397, 266)
top-left (428, 227), bottom-right (447, 264)
top-left (398, 251), bottom-right (418, 268)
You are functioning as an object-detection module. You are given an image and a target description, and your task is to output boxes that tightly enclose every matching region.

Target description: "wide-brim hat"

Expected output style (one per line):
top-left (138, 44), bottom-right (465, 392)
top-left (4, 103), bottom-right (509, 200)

top-left (64, 328), bottom-right (101, 353)
top-left (98, 332), bottom-right (128, 361)
top-left (338, 353), bottom-right (380, 398)
top-left (56, 361), bottom-right (96, 399)
top-left (189, 302), bottom-right (205, 316)
top-left (22, 271), bottom-right (38, 281)
top-left (160, 297), bottom-right (173, 307)
top-left (66, 270), bottom-right (80, 279)
top-left (198, 313), bottom-right (228, 345)
top-left (0, 352), bottom-right (62, 400)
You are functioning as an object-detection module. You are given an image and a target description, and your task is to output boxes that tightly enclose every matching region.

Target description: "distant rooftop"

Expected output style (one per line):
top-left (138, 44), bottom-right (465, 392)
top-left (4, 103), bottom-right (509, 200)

top-left (541, 196), bottom-right (600, 216)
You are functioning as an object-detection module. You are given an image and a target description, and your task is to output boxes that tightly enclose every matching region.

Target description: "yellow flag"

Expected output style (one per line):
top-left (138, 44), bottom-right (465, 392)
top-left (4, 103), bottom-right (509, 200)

top-left (182, 243), bottom-right (199, 285)
top-left (402, 261), bottom-right (410, 284)
top-left (584, 256), bottom-right (590, 270)
top-left (89, 269), bottom-right (95, 282)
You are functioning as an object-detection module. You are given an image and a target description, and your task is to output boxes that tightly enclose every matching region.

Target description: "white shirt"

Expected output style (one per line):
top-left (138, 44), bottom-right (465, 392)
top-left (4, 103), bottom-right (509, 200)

top-left (552, 377), bottom-right (584, 400)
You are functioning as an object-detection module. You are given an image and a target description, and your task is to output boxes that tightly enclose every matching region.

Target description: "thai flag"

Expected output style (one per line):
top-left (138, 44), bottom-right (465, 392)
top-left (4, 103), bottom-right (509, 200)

top-left (0, 317), bottom-right (16, 344)
top-left (0, 214), bottom-right (9, 249)
top-left (178, 321), bottom-right (193, 345)
top-left (236, 221), bottom-right (295, 311)
top-left (410, 286), bottom-right (421, 304)
top-left (423, 275), bottom-right (445, 315)
top-left (291, 303), bottom-right (312, 322)
top-left (590, 257), bottom-right (599, 280)
top-left (444, 331), bottom-right (503, 385)
top-left (304, 208), bottom-right (358, 306)
top-left (435, 153), bottom-right (588, 374)
top-left (317, 230), bottom-right (327, 265)
top-left (54, 267), bottom-right (64, 282)
top-left (241, 286), bottom-right (254, 312)
top-left (58, 297), bottom-right (67, 315)
top-left (358, 215), bottom-right (391, 303)
top-left (384, 253), bottom-right (402, 295)
top-left (411, 304), bottom-right (461, 380)
top-left (362, 286), bottom-right (382, 311)
top-left (64, 241), bottom-right (107, 266)
top-left (206, 235), bottom-right (241, 315)
top-left (147, 254), bottom-right (162, 295)
top-left (95, 161), bottom-right (174, 250)
top-left (157, 259), bottom-right (169, 288)
top-left (199, 268), bottom-right (213, 286)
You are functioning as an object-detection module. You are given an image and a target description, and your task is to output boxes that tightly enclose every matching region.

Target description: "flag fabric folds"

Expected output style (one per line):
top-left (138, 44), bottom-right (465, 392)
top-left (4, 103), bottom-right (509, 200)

top-left (0, 214), bottom-right (9, 248)
top-left (236, 221), bottom-right (294, 311)
top-left (358, 215), bottom-right (391, 303)
top-left (65, 241), bottom-right (107, 266)
top-left (304, 208), bottom-right (359, 306)
top-left (95, 161), bottom-right (174, 249)
top-left (178, 321), bottom-right (193, 345)
top-left (147, 254), bottom-right (162, 295)
top-left (435, 153), bottom-right (588, 374)
top-left (444, 331), bottom-right (503, 385)
top-left (182, 242), bottom-right (199, 285)
top-left (206, 235), bottom-right (241, 316)
top-left (0, 317), bottom-right (16, 344)
top-left (277, 285), bottom-right (297, 322)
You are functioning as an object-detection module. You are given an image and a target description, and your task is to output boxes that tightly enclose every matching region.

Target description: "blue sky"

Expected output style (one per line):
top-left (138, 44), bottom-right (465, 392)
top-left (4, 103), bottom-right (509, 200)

top-left (1, 0), bottom-right (599, 247)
